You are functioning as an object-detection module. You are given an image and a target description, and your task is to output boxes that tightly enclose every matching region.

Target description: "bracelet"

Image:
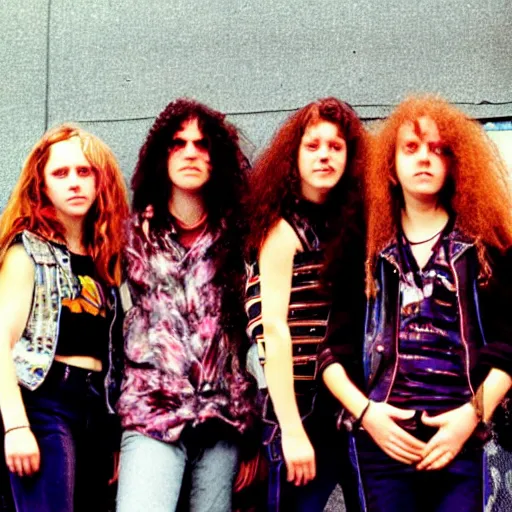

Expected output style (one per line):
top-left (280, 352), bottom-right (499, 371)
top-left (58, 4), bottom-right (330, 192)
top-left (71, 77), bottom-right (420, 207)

top-left (354, 400), bottom-right (372, 429)
top-left (4, 425), bottom-right (30, 436)
top-left (470, 387), bottom-right (484, 422)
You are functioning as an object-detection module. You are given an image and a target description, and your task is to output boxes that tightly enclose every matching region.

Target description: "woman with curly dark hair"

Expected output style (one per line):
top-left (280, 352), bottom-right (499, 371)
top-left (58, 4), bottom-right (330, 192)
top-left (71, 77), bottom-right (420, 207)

top-left (115, 98), bottom-right (256, 512)
top-left (325, 95), bottom-right (512, 512)
top-left (245, 97), bottom-right (367, 511)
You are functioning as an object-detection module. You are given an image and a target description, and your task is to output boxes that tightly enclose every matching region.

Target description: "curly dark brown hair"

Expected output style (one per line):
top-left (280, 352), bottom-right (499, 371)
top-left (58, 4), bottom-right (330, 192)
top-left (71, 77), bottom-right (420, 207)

top-left (365, 94), bottom-right (512, 295)
top-left (131, 98), bottom-right (250, 353)
top-left (245, 97), bottom-right (368, 279)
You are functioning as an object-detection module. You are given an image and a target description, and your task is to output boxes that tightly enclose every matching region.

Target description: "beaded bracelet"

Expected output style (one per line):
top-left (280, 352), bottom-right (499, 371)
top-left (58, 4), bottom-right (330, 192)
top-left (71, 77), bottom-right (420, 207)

top-left (4, 425), bottom-right (30, 436)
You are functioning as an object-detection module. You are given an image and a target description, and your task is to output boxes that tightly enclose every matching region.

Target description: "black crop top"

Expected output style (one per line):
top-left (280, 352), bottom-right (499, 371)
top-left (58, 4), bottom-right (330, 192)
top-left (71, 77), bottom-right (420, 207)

top-left (55, 253), bottom-right (109, 362)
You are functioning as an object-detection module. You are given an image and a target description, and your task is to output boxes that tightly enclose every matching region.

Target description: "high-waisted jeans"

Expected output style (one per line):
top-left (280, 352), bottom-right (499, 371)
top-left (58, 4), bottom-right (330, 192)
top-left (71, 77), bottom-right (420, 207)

top-left (9, 361), bottom-right (115, 512)
top-left (354, 410), bottom-right (484, 512)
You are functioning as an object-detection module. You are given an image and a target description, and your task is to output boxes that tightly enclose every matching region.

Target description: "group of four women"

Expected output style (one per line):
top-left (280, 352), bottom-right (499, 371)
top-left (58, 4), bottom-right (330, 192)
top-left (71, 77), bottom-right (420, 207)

top-left (0, 94), bottom-right (511, 512)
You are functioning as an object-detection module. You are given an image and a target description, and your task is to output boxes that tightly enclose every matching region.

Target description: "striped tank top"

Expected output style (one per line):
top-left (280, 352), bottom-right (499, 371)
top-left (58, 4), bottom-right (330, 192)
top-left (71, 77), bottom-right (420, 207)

top-left (245, 207), bottom-right (330, 395)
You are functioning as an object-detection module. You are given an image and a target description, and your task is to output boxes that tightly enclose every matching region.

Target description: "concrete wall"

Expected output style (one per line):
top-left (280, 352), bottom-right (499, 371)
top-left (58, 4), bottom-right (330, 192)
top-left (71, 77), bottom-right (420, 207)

top-left (1, 0), bottom-right (511, 207)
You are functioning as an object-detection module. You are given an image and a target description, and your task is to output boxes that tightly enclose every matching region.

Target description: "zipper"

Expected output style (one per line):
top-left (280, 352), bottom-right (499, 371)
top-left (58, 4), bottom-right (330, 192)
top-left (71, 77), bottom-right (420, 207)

top-left (104, 289), bottom-right (117, 414)
top-left (449, 246), bottom-right (475, 397)
top-left (384, 264), bottom-right (401, 403)
top-left (376, 252), bottom-right (402, 402)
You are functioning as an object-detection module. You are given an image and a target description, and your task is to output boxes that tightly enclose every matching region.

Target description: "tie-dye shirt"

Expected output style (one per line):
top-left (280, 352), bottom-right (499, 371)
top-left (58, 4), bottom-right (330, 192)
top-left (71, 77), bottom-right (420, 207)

top-left (117, 212), bottom-right (254, 443)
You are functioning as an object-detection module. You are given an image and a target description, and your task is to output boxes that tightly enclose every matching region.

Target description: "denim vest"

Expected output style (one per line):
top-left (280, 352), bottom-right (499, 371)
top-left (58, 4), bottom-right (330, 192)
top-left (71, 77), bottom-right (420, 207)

top-left (12, 231), bottom-right (80, 391)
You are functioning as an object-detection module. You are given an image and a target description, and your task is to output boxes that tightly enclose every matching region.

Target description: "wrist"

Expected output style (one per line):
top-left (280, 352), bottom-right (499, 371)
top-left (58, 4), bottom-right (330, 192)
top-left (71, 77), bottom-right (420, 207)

top-left (464, 402), bottom-right (481, 427)
top-left (354, 399), bottom-right (372, 429)
top-left (4, 425), bottom-right (30, 436)
top-left (280, 421), bottom-right (307, 438)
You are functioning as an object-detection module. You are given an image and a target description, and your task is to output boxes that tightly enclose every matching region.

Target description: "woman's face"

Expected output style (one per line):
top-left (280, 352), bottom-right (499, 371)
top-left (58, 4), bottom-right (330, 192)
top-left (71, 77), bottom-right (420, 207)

top-left (297, 121), bottom-right (347, 203)
top-left (395, 116), bottom-right (449, 205)
top-left (167, 118), bottom-right (211, 195)
top-left (43, 137), bottom-right (98, 224)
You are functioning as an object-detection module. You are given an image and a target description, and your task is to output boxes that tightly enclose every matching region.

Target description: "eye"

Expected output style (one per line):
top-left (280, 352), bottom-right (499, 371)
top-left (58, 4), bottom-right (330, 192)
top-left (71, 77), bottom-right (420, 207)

top-left (194, 138), bottom-right (210, 151)
top-left (428, 142), bottom-right (446, 156)
top-left (169, 138), bottom-right (186, 150)
top-left (304, 141), bottom-right (319, 151)
top-left (330, 141), bottom-right (345, 152)
top-left (51, 168), bottom-right (68, 178)
top-left (77, 166), bottom-right (93, 177)
top-left (404, 141), bottom-right (418, 154)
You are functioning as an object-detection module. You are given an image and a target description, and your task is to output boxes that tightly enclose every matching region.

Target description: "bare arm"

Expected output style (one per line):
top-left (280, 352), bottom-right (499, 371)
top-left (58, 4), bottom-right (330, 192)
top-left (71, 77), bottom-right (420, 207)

top-left (0, 244), bottom-right (40, 476)
top-left (258, 219), bottom-right (315, 485)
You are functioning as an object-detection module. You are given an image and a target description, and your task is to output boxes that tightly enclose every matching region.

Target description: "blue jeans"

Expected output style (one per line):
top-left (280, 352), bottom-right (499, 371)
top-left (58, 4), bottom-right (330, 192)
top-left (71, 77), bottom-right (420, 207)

top-left (116, 427), bottom-right (238, 512)
top-left (355, 429), bottom-right (484, 512)
top-left (263, 392), bottom-right (361, 512)
top-left (9, 362), bottom-right (114, 512)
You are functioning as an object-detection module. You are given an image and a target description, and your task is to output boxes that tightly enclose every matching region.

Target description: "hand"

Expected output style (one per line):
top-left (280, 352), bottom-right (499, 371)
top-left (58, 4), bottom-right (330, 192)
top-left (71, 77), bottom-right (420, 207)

top-left (280, 428), bottom-right (316, 486)
top-left (4, 427), bottom-right (40, 477)
top-left (108, 451), bottom-right (120, 485)
top-left (362, 402), bottom-right (426, 464)
top-left (417, 403), bottom-right (479, 471)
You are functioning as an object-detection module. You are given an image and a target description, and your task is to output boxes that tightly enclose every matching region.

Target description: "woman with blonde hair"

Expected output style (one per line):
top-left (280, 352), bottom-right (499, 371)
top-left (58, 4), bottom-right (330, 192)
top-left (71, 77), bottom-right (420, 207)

top-left (0, 124), bottom-right (129, 512)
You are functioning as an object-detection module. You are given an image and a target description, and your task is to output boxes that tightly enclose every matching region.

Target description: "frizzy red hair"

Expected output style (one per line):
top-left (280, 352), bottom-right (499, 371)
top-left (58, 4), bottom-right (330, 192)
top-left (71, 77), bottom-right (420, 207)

top-left (365, 94), bottom-right (512, 295)
top-left (245, 97), bottom-right (368, 256)
top-left (131, 98), bottom-right (250, 352)
top-left (0, 124), bottom-right (129, 286)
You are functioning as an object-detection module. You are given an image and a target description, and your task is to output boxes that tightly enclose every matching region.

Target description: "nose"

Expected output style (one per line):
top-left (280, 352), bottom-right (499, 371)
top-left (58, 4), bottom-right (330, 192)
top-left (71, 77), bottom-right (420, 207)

top-left (183, 141), bottom-right (199, 159)
top-left (318, 143), bottom-right (329, 160)
top-left (68, 169), bottom-right (81, 188)
top-left (417, 143), bottom-right (430, 162)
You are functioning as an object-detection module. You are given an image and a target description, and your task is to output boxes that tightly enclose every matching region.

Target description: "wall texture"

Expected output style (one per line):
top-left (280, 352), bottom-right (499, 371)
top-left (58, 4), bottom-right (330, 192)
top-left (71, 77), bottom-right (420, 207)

top-left (1, 0), bottom-right (511, 207)
top-left (1, 2), bottom-right (510, 509)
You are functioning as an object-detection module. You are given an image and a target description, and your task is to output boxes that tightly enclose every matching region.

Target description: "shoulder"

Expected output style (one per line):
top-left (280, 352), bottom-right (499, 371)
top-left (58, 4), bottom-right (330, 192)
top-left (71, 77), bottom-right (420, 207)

top-left (260, 218), bottom-right (301, 256)
top-left (1, 243), bottom-right (35, 279)
top-left (16, 230), bottom-right (59, 265)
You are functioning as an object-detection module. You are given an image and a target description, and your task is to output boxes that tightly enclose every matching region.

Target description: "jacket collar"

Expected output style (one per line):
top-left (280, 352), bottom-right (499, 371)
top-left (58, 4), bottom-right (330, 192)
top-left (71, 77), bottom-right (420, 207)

top-left (378, 224), bottom-right (475, 269)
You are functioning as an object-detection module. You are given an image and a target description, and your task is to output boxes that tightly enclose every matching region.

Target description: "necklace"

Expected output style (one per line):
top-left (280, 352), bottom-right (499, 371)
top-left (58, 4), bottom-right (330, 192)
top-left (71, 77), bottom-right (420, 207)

top-left (404, 227), bottom-right (444, 246)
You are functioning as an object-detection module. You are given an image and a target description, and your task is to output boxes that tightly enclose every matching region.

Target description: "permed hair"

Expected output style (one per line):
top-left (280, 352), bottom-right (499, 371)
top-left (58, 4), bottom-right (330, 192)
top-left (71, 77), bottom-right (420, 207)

top-left (365, 94), bottom-right (512, 295)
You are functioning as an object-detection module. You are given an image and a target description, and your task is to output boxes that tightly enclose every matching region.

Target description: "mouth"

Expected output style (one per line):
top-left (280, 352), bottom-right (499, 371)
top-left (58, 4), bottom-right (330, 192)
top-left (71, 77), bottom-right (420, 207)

top-left (414, 171), bottom-right (434, 178)
top-left (313, 166), bottom-right (334, 174)
top-left (180, 166), bottom-right (201, 173)
top-left (67, 196), bottom-right (87, 203)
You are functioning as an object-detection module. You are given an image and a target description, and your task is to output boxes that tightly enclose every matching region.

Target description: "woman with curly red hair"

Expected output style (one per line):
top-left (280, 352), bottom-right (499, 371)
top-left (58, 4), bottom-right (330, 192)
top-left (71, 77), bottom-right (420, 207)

top-left (324, 95), bottom-right (512, 512)
top-left (0, 124), bottom-right (129, 512)
top-left (245, 97), bottom-right (367, 511)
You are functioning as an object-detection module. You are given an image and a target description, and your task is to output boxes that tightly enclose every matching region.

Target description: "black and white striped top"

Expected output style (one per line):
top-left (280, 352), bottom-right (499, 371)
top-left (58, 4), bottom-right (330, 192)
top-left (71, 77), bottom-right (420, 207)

top-left (245, 206), bottom-right (331, 394)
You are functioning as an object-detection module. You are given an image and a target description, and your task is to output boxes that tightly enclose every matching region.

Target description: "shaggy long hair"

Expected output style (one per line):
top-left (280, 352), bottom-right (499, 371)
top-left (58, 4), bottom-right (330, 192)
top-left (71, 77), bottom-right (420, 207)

top-left (245, 98), bottom-right (367, 279)
top-left (365, 94), bottom-right (512, 295)
top-left (0, 124), bottom-right (129, 286)
top-left (131, 98), bottom-right (250, 350)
